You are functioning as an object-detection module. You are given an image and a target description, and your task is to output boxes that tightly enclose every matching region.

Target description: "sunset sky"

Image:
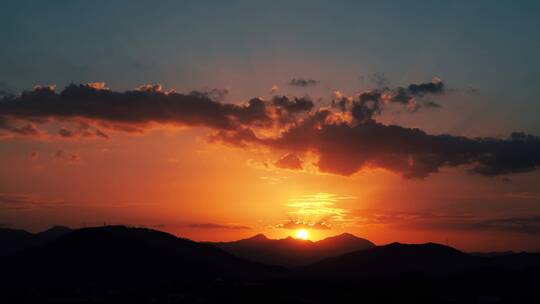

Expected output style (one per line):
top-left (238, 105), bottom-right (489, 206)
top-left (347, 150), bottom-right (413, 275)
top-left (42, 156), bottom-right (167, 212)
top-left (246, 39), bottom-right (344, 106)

top-left (1, 1), bottom-right (540, 252)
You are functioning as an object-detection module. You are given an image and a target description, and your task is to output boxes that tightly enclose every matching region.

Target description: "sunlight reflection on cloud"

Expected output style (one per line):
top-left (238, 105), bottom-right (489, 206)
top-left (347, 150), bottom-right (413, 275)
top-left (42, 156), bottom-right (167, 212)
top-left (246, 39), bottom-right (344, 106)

top-left (283, 192), bottom-right (357, 227)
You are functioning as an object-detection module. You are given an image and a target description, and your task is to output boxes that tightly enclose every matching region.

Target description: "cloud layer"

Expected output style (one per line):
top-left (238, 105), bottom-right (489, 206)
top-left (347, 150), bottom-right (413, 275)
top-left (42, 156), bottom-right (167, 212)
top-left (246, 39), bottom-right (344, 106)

top-left (1, 80), bottom-right (539, 178)
top-left (357, 209), bottom-right (540, 235)
top-left (188, 223), bottom-right (251, 230)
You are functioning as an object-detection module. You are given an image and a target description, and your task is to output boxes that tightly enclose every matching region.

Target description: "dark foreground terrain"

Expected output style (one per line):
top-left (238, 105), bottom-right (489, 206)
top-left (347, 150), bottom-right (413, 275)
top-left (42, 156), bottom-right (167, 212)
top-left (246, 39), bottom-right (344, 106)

top-left (1, 226), bottom-right (539, 303)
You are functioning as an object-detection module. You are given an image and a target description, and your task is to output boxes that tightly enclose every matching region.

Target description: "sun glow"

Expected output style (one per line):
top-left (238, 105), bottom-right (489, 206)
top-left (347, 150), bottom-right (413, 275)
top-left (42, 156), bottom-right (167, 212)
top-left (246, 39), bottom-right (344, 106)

top-left (295, 229), bottom-right (309, 240)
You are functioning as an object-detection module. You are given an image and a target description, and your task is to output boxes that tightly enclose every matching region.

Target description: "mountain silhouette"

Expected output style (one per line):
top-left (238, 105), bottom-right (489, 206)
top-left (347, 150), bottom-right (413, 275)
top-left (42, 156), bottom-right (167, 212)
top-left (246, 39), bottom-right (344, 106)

top-left (0, 225), bottom-right (72, 255)
top-left (1, 227), bottom-right (539, 303)
top-left (2, 225), bottom-right (280, 289)
top-left (299, 242), bottom-right (475, 278)
top-left (299, 242), bottom-right (540, 279)
top-left (208, 232), bottom-right (375, 266)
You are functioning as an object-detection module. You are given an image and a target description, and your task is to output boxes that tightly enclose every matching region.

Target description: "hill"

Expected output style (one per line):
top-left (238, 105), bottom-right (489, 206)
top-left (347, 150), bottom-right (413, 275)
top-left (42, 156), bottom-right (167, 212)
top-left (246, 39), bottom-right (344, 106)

top-left (0, 225), bottom-right (72, 255)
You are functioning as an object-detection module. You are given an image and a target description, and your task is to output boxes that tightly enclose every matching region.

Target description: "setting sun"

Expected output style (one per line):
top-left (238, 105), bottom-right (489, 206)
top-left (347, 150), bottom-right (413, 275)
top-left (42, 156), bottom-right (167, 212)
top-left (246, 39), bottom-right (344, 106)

top-left (295, 229), bottom-right (309, 240)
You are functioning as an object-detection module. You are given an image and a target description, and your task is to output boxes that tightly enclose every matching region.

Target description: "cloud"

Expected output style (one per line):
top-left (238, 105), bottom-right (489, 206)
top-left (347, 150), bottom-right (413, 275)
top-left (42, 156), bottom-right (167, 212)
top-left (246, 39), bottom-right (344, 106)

top-left (275, 220), bottom-right (331, 230)
top-left (54, 150), bottom-right (81, 163)
top-left (0, 83), bottom-right (272, 135)
top-left (274, 153), bottom-right (303, 170)
top-left (289, 78), bottom-right (319, 87)
top-left (0, 84), bottom-right (315, 139)
top-left (283, 193), bottom-right (354, 228)
top-left (332, 79), bottom-right (445, 122)
top-left (356, 209), bottom-right (540, 235)
top-left (188, 223), bottom-right (251, 230)
top-left (271, 96), bottom-right (314, 113)
top-left (406, 78), bottom-right (444, 95)
top-left (57, 123), bottom-right (110, 139)
top-left (216, 113), bottom-right (540, 178)
top-left (189, 88), bottom-right (229, 102)
top-left (0, 193), bottom-right (67, 210)
top-left (0, 115), bottom-right (44, 138)
top-left (2, 80), bottom-right (539, 179)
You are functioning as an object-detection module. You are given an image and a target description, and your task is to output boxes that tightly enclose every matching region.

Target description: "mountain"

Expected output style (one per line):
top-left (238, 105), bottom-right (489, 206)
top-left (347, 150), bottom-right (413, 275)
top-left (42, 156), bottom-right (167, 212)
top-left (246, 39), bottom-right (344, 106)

top-left (38, 225), bottom-right (72, 239)
top-left (0, 228), bottom-right (35, 255)
top-left (3, 226), bottom-right (278, 282)
top-left (299, 242), bottom-right (540, 279)
top-left (0, 225), bottom-right (72, 255)
top-left (1, 228), bottom-right (539, 303)
top-left (209, 232), bottom-right (375, 266)
top-left (299, 242), bottom-right (474, 279)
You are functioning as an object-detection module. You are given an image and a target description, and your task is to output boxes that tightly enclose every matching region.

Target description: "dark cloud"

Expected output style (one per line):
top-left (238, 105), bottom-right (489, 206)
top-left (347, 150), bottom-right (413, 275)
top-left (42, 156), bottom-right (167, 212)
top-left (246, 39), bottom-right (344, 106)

top-left (2, 81), bottom-right (539, 179)
top-left (289, 78), bottom-right (319, 87)
top-left (217, 113), bottom-right (540, 178)
top-left (330, 79), bottom-right (445, 123)
top-left (0, 84), bottom-right (314, 139)
top-left (54, 150), bottom-right (81, 163)
top-left (188, 223), bottom-right (251, 230)
top-left (274, 153), bottom-right (303, 170)
top-left (0, 83), bottom-right (273, 134)
top-left (271, 96), bottom-right (314, 113)
top-left (391, 79), bottom-right (444, 107)
top-left (351, 92), bottom-right (383, 123)
top-left (189, 88), bottom-right (229, 102)
top-left (406, 79), bottom-right (445, 96)
top-left (276, 220), bottom-right (331, 230)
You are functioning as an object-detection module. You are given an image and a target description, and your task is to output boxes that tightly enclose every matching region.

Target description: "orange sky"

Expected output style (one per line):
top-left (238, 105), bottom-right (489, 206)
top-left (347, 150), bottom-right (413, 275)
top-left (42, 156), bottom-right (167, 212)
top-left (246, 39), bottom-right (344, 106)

top-left (2, 114), bottom-right (540, 252)
top-left (1, 1), bottom-right (540, 251)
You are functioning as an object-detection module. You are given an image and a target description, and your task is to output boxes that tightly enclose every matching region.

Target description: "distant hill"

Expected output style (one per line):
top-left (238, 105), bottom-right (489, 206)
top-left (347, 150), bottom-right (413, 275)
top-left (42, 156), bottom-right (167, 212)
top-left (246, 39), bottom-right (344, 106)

top-left (0, 225), bottom-right (72, 255)
top-left (208, 232), bottom-right (375, 266)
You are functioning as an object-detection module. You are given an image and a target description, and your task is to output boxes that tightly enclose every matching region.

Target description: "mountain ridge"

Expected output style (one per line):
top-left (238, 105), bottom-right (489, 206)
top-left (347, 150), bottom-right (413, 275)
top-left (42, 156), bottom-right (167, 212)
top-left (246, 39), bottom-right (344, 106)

top-left (208, 232), bottom-right (376, 266)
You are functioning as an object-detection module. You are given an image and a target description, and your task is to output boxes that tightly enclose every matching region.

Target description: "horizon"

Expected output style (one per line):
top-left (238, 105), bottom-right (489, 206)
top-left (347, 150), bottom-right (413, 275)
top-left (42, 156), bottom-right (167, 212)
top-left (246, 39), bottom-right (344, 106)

top-left (1, 1), bottom-right (540, 253)
top-left (5, 224), bottom-right (540, 253)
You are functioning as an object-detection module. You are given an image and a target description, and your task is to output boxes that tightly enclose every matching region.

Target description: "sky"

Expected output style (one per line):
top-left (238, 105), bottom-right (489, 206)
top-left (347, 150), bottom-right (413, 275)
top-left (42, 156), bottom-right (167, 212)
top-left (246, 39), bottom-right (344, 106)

top-left (1, 0), bottom-right (540, 251)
